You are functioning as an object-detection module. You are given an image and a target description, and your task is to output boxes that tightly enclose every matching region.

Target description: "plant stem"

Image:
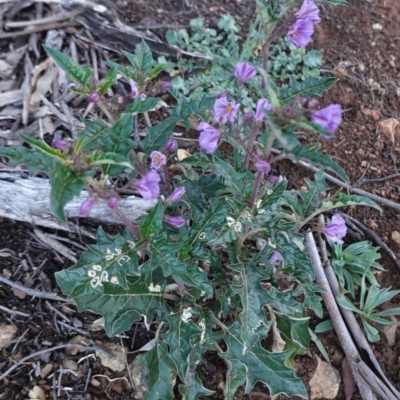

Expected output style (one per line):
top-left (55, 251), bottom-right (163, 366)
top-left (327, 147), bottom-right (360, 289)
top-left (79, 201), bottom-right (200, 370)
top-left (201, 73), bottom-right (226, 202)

top-left (243, 123), bottom-right (260, 169)
top-left (248, 171), bottom-right (264, 210)
top-left (162, 164), bottom-right (172, 192)
top-left (130, 149), bottom-right (147, 176)
top-left (112, 206), bottom-right (140, 238)
top-left (133, 114), bottom-right (140, 144)
top-left (98, 102), bottom-right (115, 124)
top-left (263, 131), bottom-right (275, 160)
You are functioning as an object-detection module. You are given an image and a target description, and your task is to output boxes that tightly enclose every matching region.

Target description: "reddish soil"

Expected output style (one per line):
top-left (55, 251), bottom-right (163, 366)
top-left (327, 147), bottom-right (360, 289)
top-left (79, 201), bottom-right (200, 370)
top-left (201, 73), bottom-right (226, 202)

top-left (1, 0), bottom-right (400, 399)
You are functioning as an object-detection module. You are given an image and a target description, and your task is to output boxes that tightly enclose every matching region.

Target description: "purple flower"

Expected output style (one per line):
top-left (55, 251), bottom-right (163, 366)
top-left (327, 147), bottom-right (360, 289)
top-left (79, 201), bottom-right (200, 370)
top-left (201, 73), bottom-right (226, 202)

top-left (287, 19), bottom-right (314, 48)
top-left (88, 93), bottom-right (100, 103)
top-left (162, 82), bottom-right (172, 90)
top-left (214, 97), bottom-right (240, 124)
top-left (234, 62), bottom-right (256, 83)
top-left (165, 215), bottom-right (186, 228)
top-left (140, 93), bottom-right (147, 101)
top-left (312, 104), bottom-right (343, 138)
top-left (136, 170), bottom-right (161, 200)
top-left (79, 197), bottom-right (95, 217)
top-left (130, 79), bottom-right (138, 98)
top-left (53, 139), bottom-right (68, 151)
top-left (108, 196), bottom-right (118, 209)
top-left (166, 139), bottom-right (178, 152)
top-left (197, 122), bottom-right (221, 154)
top-left (216, 92), bottom-right (228, 99)
top-left (323, 213), bottom-right (347, 244)
top-left (167, 187), bottom-right (186, 203)
top-left (255, 98), bottom-right (272, 122)
top-left (269, 176), bottom-right (280, 184)
top-left (270, 251), bottom-right (283, 265)
top-left (296, 0), bottom-right (321, 24)
top-left (255, 159), bottom-right (271, 174)
top-left (150, 151), bottom-right (166, 169)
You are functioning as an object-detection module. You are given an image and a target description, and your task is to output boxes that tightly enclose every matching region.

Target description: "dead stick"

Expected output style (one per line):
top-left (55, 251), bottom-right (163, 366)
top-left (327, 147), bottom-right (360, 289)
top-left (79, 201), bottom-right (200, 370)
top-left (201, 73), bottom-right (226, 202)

top-left (0, 344), bottom-right (115, 381)
top-left (306, 231), bottom-right (377, 400)
top-left (0, 21), bottom-right (80, 39)
top-left (0, 276), bottom-right (69, 302)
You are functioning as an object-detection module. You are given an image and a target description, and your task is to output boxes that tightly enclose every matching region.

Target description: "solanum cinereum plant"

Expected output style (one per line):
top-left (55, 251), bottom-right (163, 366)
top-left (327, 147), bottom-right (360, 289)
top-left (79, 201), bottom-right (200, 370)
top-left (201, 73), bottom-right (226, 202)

top-left (1, 0), bottom-right (387, 398)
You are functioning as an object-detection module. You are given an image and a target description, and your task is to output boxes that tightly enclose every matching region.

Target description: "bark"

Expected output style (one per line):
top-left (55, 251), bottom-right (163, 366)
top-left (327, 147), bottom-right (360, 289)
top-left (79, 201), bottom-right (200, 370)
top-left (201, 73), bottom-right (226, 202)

top-left (0, 172), bottom-right (155, 232)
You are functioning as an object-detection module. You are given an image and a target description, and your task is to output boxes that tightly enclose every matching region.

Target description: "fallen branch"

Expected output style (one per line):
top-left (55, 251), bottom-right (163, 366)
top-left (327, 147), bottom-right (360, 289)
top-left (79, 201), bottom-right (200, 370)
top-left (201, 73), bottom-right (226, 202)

top-left (271, 148), bottom-right (400, 212)
top-left (0, 172), bottom-right (155, 233)
top-left (0, 343), bottom-right (115, 381)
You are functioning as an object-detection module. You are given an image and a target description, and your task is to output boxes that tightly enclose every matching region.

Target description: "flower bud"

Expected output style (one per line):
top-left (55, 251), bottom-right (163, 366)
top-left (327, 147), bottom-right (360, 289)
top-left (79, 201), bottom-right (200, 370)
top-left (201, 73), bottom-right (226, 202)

top-left (269, 251), bottom-right (283, 265)
top-left (107, 196), bottom-right (118, 209)
top-left (53, 139), bottom-right (68, 151)
top-left (167, 187), bottom-right (186, 203)
top-left (162, 81), bottom-right (172, 90)
top-left (88, 93), bottom-right (100, 103)
top-left (166, 139), bottom-right (178, 152)
top-left (140, 93), bottom-right (147, 101)
top-left (79, 197), bottom-right (95, 217)
top-left (269, 176), bottom-right (280, 184)
top-left (244, 111), bottom-right (254, 124)
top-left (255, 159), bottom-right (271, 174)
top-left (165, 215), bottom-right (186, 228)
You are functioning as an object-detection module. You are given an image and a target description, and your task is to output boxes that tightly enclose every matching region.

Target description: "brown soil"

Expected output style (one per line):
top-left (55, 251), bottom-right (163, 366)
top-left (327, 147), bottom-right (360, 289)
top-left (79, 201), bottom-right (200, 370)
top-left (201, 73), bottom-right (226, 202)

top-left (1, 0), bottom-right (400, 399)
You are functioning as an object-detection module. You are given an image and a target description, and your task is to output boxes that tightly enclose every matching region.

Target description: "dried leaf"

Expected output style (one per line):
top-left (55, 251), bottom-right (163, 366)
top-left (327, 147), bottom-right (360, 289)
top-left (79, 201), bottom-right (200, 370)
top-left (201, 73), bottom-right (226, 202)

top-left (341, 357), bottom-right (355, 400)
top-left (30, 69), bottom-right (59, 108)
top-left (0, 324), bottom-right (18, 350)
top-left (309, 357), bottom-right (340, 399)
top-left (379, 118), bottom-right (400, 144)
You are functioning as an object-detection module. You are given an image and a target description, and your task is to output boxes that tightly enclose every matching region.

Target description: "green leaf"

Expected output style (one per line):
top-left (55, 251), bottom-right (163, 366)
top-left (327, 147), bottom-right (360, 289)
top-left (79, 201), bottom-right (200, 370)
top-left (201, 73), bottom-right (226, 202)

top-left (49, 163), bottom-right (86, 222)
top-left (162, 313), bottom-right (202, 382)
top-left (103, 113), bottom-right (135, 158)
top-left (43, 45), bottom-right (93, 88)
top-left (139, 201), bottom-right (164, 238)
top-left (179, 370), bottom-right (215, 400)
top-left (128, 40), bottom-right (154, 74)
top-left (125, 97), bottom-right (159, 113)
top-left (99, 66), bottom-right (117, 94)
top-left (279, 77), bottom-right (338, 102)
top-left (21, 135), bottom-right (65, 160)
top-left (142, 117), bottom-right (181, 154)
top-left (229, 262), bottom-right (273, 351)
top-left (137, 341), bottom-right (176, 400)
top-left (78, 119), bottom-right (109, 151)
top-left (304, 50), bottom-right (322, 69)
top-left (146, 234), bottom-right (213, 296)
top-left (87, 151), bottom-right (132, 177)
top-left (149, 64), bottom-right (164, 79)
top-left (319, 193), bottom-right (382, 214)
top-left (220, 323), bottom-right (308, 398)
top-left (317, 0), bottom-right (348, 5)
top-left (289, 143), bottom-right (348, 182)
top-left (0, 146), bottom-right (56, 175)
top-left (169, 92), bottom-right (215, 130)
top-left (282, 170), bottom-right (329, 218)
top-left (224, 359), bottom-right (246, 400)
top-left (56, 229), bottom-right (165, 336)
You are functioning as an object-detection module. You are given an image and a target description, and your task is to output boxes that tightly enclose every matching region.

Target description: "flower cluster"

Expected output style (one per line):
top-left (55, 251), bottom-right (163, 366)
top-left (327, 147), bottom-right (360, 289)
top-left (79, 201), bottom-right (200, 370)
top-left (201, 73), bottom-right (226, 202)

top-left (287, 0), bottom-right (321, 48)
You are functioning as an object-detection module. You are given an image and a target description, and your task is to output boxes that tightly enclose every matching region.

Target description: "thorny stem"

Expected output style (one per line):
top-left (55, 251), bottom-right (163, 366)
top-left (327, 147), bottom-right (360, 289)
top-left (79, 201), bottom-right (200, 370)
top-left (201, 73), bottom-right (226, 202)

top-left (162, 164), bottom-right (172, 192)
top-left (243, 123), bottom-right (261, 169)
top-left (130, 149), bottom-right (147, 176)
top-left (98, 102), bottom-right (115, 124)
top-left (133, 114), bottom-right (140, 145)
top-left (112, 206), bottom-right (140, 238)
top-left (263, 131), bottom-right (275, 160)
top-left (248, 171), bottom-right (264, 210)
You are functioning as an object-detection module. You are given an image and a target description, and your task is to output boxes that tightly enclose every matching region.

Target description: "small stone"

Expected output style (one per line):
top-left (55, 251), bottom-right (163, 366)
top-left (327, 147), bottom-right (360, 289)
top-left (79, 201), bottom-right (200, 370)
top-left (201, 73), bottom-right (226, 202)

top-left (63, 359), bottom-right (78, 370)
top-left (372, 23), bottom-right (383, 30)
top-left (391, 231), bottom-right (400, 246)
top-left (2, 268), bottom-right (12, 279)
top-left (65, 335), bottom-right (91, 355)
top-left (96, 342), bottom-right (127, 372)
top-left (28, 386), bottom-right (46, 400)
top-left (12, 287), bottom-right (26, 299)
top-left (91, 378), bottom-right (101, 387)
top-left (0, 324), bottom-right (18, 350)
top-left (309, 357), bottom-right (340, 399)
top-left (355, 149), bottom-right (365, 158)
top-left (41, 364), bottom-right (53, 378)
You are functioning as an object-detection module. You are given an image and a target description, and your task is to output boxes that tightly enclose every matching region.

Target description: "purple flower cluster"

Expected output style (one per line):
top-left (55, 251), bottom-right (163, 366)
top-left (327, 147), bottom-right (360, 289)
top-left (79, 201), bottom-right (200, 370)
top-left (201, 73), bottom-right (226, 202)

top-left (197, 122), bottom-right (221, 154)
top-left (214, 96), bottom-right (240, 124)
top-left (135, 170), bottom-right (161, 200)
top-left (323, 213), bottom-right (347, 244)
top-left (287, 0), bottom-right (321, 48)
top-left (311, 104), bottom-right (343, 138)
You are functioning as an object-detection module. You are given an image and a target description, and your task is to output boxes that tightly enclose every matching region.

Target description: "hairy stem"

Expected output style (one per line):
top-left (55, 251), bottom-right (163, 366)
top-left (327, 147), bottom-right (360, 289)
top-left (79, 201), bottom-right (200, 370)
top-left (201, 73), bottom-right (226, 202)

top-left (112, 206), bottom-right (140, 238)
top-left (243, 123), bottom-right (260, 169)
top-left (98, 102), bottom-right (115, 124)
top-left (248, 171), bottom-right (264, 210)
top-left (162, 164), bottom-right (172, 192)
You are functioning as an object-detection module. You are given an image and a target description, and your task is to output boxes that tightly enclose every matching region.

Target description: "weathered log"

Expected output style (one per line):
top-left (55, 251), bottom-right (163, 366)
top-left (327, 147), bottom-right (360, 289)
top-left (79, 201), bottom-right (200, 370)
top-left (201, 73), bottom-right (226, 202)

top-left (0, 172), bottom-right (155, 232)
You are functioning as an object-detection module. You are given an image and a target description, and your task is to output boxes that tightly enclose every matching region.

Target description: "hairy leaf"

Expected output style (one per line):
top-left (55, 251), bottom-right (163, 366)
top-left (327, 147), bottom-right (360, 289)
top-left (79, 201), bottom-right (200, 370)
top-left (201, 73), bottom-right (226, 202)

top-left (103, 113), bottom-right (135, 157)
top-left (220, 323), bottom-right (308, 398)
top-left (78, 119), bottom-right (109, 151)
top-left (125, 97), bottom-right (159, 113)
top-left (43, 45), bottom-right (93, 88)
top-left (50, 163), bottom-right (87, 222)
top-left (179, 370), bottom-right (215, 400)
top-left (99, 66), bottom-right (117, 94)
top-left (142, 117), bottom-right (181, 154)
top-left (139, 201), bottom-right (164, 238)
